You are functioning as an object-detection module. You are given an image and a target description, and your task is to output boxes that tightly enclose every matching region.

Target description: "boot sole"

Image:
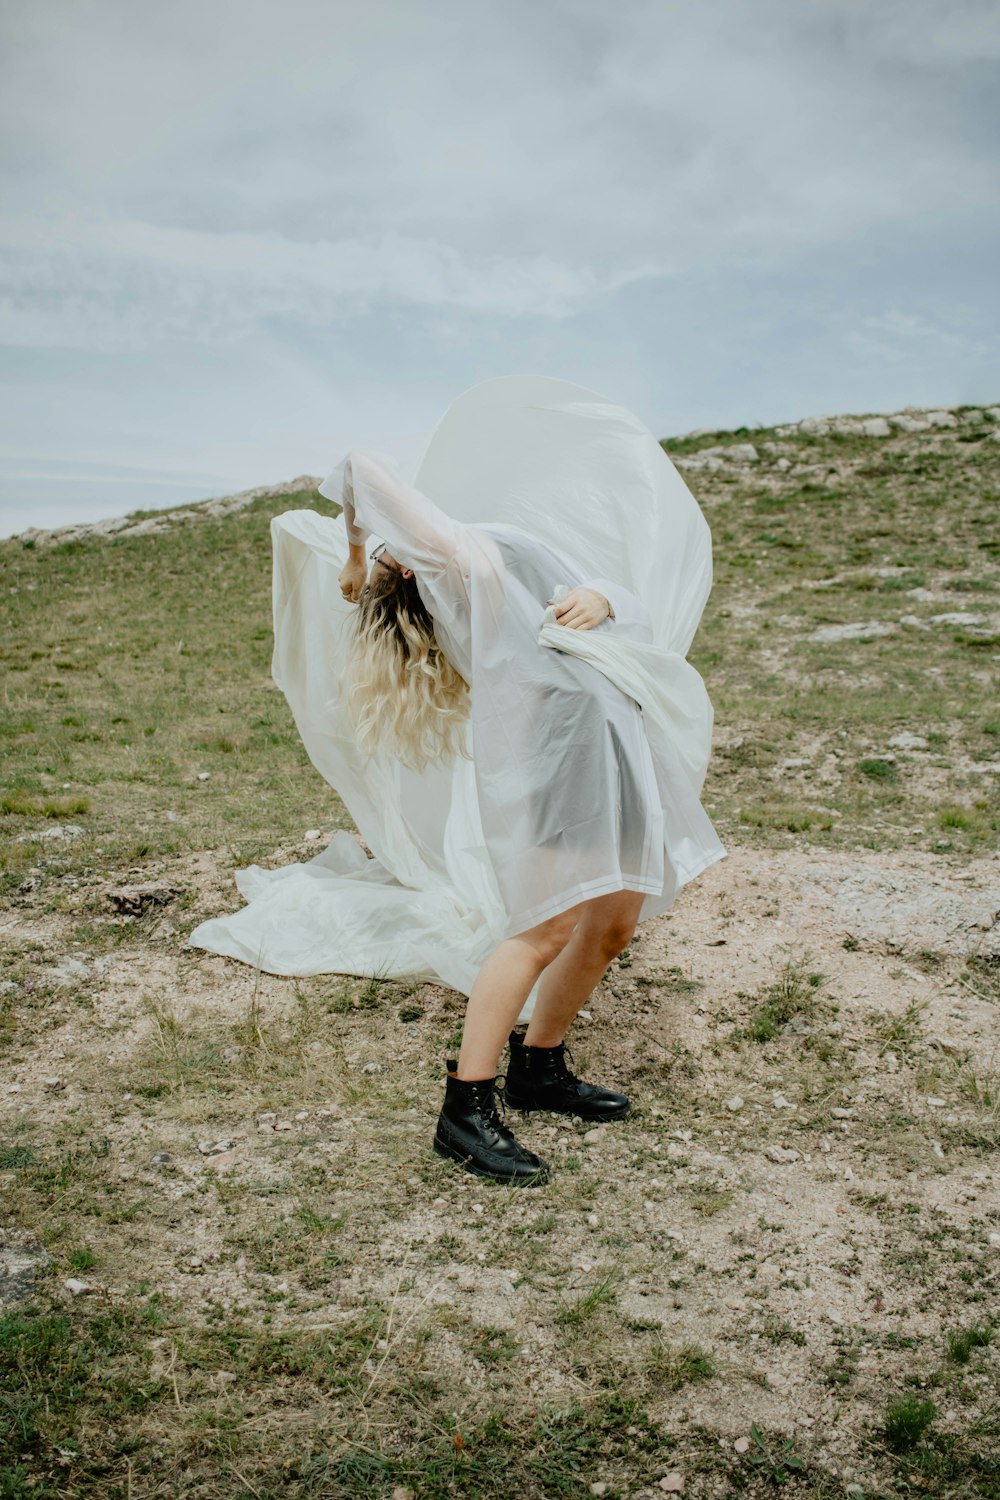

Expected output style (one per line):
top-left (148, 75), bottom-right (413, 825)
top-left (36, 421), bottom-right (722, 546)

top-left (432, 1131), bottom-right (549, 1186)
top-left (502, 1092), bottom-right (631, 1122)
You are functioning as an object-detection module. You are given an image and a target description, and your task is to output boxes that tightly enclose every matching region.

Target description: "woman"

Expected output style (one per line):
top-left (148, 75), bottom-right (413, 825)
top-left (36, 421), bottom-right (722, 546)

top-left (189, 377), bottom-right (725, 1187)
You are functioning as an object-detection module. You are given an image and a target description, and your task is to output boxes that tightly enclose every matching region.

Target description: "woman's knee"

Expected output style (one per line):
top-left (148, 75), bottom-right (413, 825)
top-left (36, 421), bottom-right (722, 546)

top-left (589, 912), bottom-right (639, 962)
top-left (516, 911), bottom-right (578, 968)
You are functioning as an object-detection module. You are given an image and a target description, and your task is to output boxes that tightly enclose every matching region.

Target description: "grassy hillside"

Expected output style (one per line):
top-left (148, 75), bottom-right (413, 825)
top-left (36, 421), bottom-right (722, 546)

top-left (1, 406), bottom-right (998, 1500)
top-left (2, 405), bottom-right (997, 903)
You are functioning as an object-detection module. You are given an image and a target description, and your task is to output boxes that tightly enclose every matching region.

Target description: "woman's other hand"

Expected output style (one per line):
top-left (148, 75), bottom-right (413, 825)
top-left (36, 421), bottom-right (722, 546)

top-left (549, 587), bottom-right (612, 631)
top-left (338, 558), bottom-right (368, 603)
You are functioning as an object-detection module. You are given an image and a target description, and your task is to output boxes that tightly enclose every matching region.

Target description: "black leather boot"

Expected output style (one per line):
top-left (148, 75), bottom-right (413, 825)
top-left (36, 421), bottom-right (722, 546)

top-left (433, 1059), bottom-right (550, 1185)
top-left (502, 1030), bottom-right (631, 1120)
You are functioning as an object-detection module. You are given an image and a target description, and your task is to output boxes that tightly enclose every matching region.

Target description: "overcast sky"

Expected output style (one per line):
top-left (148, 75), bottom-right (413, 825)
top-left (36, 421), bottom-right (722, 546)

top-left (1, 0), bottom-right (998, 536)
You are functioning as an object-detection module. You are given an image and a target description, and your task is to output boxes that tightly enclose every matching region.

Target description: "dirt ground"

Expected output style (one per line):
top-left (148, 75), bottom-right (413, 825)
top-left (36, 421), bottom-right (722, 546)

top-left (3, 833), bottom-right (998, 1496)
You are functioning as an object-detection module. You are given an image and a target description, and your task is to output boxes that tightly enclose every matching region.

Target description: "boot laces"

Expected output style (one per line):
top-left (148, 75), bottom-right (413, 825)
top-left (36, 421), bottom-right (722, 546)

top-left (471, 1072), bottom-right (509, 1131)
top-left (551, 1043), bottom-right (581, 1086)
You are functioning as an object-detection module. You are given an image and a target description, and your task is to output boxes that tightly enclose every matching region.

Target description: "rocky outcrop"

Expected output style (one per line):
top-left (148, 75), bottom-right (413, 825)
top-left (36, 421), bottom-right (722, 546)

top-left (16, 474), bottom-right (323, 549)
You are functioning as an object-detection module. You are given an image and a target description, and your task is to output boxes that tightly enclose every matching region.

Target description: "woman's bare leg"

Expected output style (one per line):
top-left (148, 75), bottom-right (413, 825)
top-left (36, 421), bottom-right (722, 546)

top-left (456, 908), bottom-right (578, 1080)
top-left (523, 890), bottom-right (644, 1048)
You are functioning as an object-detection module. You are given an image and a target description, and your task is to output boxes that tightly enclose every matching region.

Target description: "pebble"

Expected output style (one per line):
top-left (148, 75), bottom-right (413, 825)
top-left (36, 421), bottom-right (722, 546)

top-left (583, 1128), bottom-right (603, 1144)
top-left (926, 1097), bottom-right (946, 1108)
top-left (590, 1485), bottom-right (609, 1498)
top-left (888, 732), bottom-right (929, 750)
top-left (988, 1233), bottom-right (1000, 1248)
top-left (362, 1062), bottom-right (387, 1074)
top-left (431, 1197), bottom-right (448, 1208)
top-left (831, 1107), bottom-right (853, 1119)
top-left (294, 1110), bottom-right (309, 1121)
top-left (587, 1213), bottom-right (600, 1230)
top-left (304, 829), bottom-right (322, 841)
top-left (275, 1121), bottom-right (293, 1132)
top-left (64, 1278), bottom-right (93, 1297)
top-left (725, 1094), bottom-right (744, 1112)
top-left (733, 1436), bottom-right (751, 1454)
top-left (659, 1475), bottom-right (685, 1494)
top-left (42, 1076), bottom-right (65, 1091)
top-left (198, 1140), bottom-right (232, 1156)
top-left (391, 1487), bottom-right (415, 1500)
top-left (257, 1112), bottom-right (277, 1125)
top-left (764, 1145), bottom-right (800, 1164)
top-left (772, 1093), bottom-right (794, 1110)
top-left (150, 1152), bottom-right (173, 1166)
top-left (471, 1203), bottom-right (484, 1215)
top-left (196, 771), bottom-right (210, 781)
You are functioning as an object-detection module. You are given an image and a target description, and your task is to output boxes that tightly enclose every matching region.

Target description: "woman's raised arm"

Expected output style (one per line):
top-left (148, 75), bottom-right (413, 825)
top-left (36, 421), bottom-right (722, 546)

top-left (319, 450), bottom-right (465, 575)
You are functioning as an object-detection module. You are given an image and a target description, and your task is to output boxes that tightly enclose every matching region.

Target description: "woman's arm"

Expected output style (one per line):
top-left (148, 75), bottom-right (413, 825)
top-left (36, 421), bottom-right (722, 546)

top-left (319, 450), bottom-right (465, 577)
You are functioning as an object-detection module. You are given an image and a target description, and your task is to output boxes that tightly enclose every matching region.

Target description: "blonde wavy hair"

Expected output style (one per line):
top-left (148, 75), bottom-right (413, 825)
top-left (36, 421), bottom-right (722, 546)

top-left (349, 567), bottom-right (470, 771)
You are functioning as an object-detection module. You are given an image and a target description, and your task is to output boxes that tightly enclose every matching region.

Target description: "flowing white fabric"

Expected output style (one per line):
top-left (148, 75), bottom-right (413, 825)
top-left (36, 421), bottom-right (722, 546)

top-left (188, 376), bottom-right (725, 1019)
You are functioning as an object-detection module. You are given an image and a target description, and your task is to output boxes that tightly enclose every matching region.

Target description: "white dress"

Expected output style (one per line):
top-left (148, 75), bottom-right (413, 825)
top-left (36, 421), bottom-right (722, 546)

top-left (188, 376), bottom-right (725, 1019)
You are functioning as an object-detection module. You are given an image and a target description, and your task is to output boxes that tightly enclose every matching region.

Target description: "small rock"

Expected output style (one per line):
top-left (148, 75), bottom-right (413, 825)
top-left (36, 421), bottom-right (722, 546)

top-left (928, 612), bottom-right (984, 627)
top-left (304, 829), bottom-right (322, 841)
top-left (391, 1487), bottom-right (415, 1500)
top-left (772, 1093), bottom-right (794, 1110)
top-left (587, 1212), bottom-right (600, 1230)
top-left (274, 1120), bottom-right (293, 1131)
top-left (431, 1196), bottom-right (448, 1208)
top-left (257, 1112), bottom-right (276, 1125)
top-left (764, 1145), bottom-right (800, 1164)
top-left (590, 1485), bottom-right (609, 1498)
top-left (42, 1076), bottom-right (65, 1091)
top-left (50, 959), bottom-right (90, 987)
top-left (831, 1107), bottom-right (853, 1119)
top-left (583, 1127), bottom-right (603, 1144)
top-left (64, 1278), bottom-right (93, 1297)
top-left (734, 1436), bottom-right (751, 1454)
top-left (888, 732), bottom-right (929, 750)
top-left (150, 1152), bottom-right (173, 1166)
top-left (204, 1149), bottom-right (239, 1170)
top-left (725, 1094), bottom-right (744, 1112)
top-left (213, 1370), bottom-right (238, 1386)
top-left (988, 1232), bottom-right (1000, 1248)
top-left (361, 1061), bottom-right (387, 1075)
top-left (659, 1474), bottom-right (685, 1494)
top-left (105, 883), bottom-right (181, 916)
top-left (926, 1097), bottom-right (946, 1108)
top-left (810, 621), bottom-right (895, 643)
top-left (294, 1110), bottom-right (309, 1121)
top-left (197, 771), bottom-right (211, 781)
top-left (198, 1140), bottom-right (232, 1156)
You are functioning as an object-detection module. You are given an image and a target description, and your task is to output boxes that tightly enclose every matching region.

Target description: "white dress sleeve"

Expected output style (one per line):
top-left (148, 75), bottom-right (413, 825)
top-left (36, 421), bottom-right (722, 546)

top-left (318, 449), bottom-right (466, 576)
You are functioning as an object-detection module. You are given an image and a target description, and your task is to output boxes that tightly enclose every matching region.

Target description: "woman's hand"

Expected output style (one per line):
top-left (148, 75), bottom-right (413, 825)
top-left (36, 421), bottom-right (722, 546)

top-left (549, 587), bottom-right (612, 631)
top-left (338, 557), bottom-right (368, 603)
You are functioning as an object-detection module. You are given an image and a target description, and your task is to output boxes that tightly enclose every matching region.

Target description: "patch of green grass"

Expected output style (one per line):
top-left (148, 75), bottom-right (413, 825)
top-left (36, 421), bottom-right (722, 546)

top-left (0, 792), bottom-right (91, 818)
top-left (555, 1268), bottom-right (622, 1329)
top-left (874, 999), bottom-right (928, 1054)
top-left (645, 1338), bottom-right (716, 1389)
top-left (883, 1395), bottom-right (937, 1452)
top-left (858, 757), bottom-right (898, 782)
top-left (740, 958), bottom-right (827, 1043)
top-left (946, 1320), bottom-right (993, 1364)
